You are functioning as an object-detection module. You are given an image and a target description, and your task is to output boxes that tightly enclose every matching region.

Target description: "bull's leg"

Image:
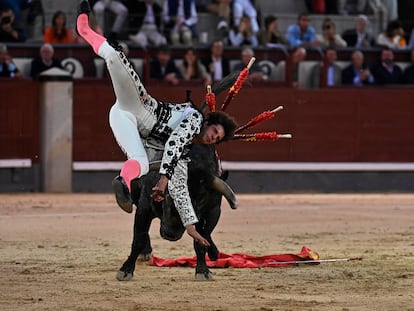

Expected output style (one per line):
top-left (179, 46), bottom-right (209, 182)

top-left (194, 240), bottom-right (213, 281)
top-left (203, 203), bottom-right (221, 261)
top-left (117, 206), bottom-right (153, 281)
top-left (137, 235), bottom-right (152, 262)
top-left (194, 206), bottom-right (221, 281)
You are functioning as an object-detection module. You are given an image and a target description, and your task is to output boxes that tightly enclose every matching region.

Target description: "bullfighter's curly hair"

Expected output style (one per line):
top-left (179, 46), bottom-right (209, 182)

top-left (205, 111), bottom-right (238, 143)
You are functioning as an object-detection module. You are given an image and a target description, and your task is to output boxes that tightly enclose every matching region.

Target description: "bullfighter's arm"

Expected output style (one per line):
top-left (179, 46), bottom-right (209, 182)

top-left (168, 159), bottom-right (210, 247)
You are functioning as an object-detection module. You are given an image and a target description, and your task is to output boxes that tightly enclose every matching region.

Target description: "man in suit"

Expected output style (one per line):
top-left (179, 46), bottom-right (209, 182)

top-left (30, 43), bottom-right (62, 79)
top-left (149, 44), bottom-right (181, 85)
top-left (342, 50), bottom-right (374, 86)
top-left (371, 47), bottom-right (403, 85)
top-left (309, 47), bottom-right (342, 88)
top-left (201, 39), bottom-right (230, 82)
top-left (342, 15), bottom-right (375, 48)
top-left (403, 49), bottom-right (414, 84)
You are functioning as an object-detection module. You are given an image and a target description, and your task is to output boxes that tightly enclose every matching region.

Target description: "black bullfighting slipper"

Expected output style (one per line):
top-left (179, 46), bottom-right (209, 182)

top-left (112, 175), bottom-right (133, 213)
top-left (75, 0), bottom-right (92, 36)
top-left (78, 0), bottom-right (91, 16)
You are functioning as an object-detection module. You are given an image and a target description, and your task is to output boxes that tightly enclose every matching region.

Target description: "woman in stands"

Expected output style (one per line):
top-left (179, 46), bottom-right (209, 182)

top-left (177, 48), bottom-right (212, 86)
top-left (76, 0), bottom-right (237, 247)
top-left (44, 10), bottom-right (75, 44)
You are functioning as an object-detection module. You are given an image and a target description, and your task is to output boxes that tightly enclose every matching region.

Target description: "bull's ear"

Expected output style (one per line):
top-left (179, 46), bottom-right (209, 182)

top-left (212, 176), bottom-right (238, 209)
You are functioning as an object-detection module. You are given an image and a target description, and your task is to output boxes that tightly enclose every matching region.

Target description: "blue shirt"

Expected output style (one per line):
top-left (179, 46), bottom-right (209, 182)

top-left (286, 24), bottom-right (316, 47)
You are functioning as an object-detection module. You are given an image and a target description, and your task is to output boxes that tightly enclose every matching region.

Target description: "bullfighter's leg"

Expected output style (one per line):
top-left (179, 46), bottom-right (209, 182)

top-left (77, 0), bottom-right (157, 213)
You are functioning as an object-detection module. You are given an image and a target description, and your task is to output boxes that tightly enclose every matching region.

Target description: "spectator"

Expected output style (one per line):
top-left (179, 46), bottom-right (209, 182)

top-left (44, 10), bottom-right (75, 44)
top-left (287, 47), bottom-right (307, 88)
top-left (149, 44), bottom-right (181, 85)
top-left (92, 0), bottom-right (128, 41)
top-left (376, 20), bottom-right (407, 50)
top-left (261, 15), bottom-right (287, 48)
top-left (403, 50), bottom-right (414, 84)
top-left (408, 28), bottom-right (414, 50)
top-left (177, 47), bottom-right (211, 86)
top-left (337, 1), bottom-right (395, 29)
top-left (0, 6), bottom-right (25, 42)
top-left (342, 15), bottom-right (375, 49)
top-left (368, 0), bottom-right (398, 30)
top-left (337, 0), bottom-right (368, 15)
top-left (342, 50), bottom-right (375, 86)
top-left (232, 47), bottom-right (265, 82)
top-left (163, 0), bottom-right (198, 45)
top-left (201, 39), bottom-right (230, 82)
top-left (309, 48), bottom-right (342, 88)
top-left (30, 43), bottom-right (63, 79)
top-left (232, 0), bottom-right (259, 35)
top-left (229, 14), bottom-right (258, 47)
top-left (206, 0), bottom-right (231, 31)
top-left (286, 13), bottom-right (318, 48)
top-left (371, 47), bottom-right (403, 85)
top-left (1, 0), bottom-right (34, 40)
top-left (316, 18), bottom-right (347, 49)
top-left (1, 0), bottom-right (31, 24)
top-left (127, 0), bottom-right (166, 48)
top-left (0, 43), bottom-right (20, 77)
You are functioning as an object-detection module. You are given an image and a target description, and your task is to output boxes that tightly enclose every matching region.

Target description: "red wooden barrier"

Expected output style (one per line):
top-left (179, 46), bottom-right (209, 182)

top-left (2, 79), bottom-right (414, 163)
top-left (0, 78), bottom-right (40, 162)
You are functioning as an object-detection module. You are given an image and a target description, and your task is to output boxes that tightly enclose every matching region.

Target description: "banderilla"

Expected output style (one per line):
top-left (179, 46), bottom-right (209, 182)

top-left (267, 257), bottom-right (363, 266)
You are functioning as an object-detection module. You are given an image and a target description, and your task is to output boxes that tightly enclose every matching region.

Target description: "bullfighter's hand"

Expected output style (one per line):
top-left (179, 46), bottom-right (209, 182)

top-left (151, 175), bottom-right (168, 202)
top-left (186, 224), bottom-right (210, 247)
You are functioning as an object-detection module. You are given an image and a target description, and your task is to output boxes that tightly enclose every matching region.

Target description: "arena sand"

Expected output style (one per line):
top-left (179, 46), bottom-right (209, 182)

top-left (0, 193), bottom-right (413, 311)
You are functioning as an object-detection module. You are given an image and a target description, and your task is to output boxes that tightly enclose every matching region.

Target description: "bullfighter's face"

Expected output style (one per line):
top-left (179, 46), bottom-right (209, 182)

top-left (198, 124), bottom-right (225, 144)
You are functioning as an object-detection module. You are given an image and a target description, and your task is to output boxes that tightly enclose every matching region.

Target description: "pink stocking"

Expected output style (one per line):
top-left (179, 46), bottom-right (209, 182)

top-left (76, 13), bottom-right (106, 54)
top-left (120, 159), bottom-right (141, 191)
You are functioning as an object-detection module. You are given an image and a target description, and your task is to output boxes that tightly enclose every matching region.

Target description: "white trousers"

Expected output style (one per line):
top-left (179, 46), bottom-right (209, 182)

top-left (99, 42), bottom-right (157, 176)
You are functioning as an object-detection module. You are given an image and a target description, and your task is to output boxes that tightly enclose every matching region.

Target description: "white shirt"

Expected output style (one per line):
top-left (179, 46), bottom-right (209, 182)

top-left (212, 57), bottom-right (223, 81)
top-left (327, 66), bottom-right (335, 86)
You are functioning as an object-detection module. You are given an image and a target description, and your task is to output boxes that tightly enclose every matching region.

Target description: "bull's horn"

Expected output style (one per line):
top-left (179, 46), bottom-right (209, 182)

top-left (212, 177), bottom-right (238, 209)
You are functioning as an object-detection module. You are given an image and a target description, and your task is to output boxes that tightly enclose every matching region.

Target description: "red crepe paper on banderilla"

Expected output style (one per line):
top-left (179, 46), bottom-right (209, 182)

top-left (148, 246), bottom-right (319, 268)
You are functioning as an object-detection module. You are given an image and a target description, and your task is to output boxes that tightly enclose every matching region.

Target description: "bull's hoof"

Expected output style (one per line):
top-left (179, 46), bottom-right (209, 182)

top-left (195, 271), bottom-right (214, 281)
top-left (138, 252), bottom-right (152, 262)
top-left (116, 260), bottom-right (135, 281)
top-left (116, 269), bottom-right (133, 281)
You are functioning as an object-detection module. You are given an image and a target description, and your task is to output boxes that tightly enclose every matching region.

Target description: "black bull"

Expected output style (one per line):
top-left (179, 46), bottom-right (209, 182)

top-left (116, 144), bottom-right (238, 281)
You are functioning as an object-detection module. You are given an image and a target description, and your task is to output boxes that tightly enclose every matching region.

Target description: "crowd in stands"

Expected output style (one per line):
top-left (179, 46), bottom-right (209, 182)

top-left (0, 0), bottom-right (414, 88)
